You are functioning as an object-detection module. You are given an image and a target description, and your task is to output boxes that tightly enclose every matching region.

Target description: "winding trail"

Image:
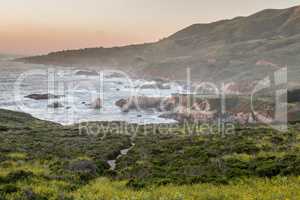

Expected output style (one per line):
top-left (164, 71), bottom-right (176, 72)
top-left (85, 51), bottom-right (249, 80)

top-left (107, 141), bottom-right (135, 170)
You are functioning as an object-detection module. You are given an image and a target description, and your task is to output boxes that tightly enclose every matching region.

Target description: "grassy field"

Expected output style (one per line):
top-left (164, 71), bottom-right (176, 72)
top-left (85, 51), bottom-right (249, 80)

top-left (0, 155), bottom-right (300, 200)
top-left (1, 156), bottom-right (300, 200)
top-left (1, 109), bottom-right (300, 199)
top-left (72, 176), bottom-right (300, 200)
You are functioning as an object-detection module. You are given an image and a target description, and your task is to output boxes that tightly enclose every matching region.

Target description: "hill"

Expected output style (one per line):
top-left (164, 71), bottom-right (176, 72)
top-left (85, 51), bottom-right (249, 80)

top-left (1, 109), bottom-right (300, 198)
top-left (17, 5), bottom-right (300, 82)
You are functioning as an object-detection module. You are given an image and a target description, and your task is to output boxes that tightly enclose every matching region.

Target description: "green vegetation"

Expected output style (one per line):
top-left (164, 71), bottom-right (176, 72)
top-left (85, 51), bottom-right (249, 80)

top-left (1, 109), bottom-right (300, 199)
top-left (117, 125), bottom-right (300, 187)
top-left (1, 158), bottom-right (300, 199)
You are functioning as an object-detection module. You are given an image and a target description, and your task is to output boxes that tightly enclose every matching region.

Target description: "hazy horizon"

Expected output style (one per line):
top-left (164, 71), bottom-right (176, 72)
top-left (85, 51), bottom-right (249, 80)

top-left (1, 0), bottom-right (299, 55)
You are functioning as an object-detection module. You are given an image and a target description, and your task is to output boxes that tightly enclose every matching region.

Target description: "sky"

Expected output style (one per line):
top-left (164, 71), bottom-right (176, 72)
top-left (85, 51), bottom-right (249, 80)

top-left (1, 0), bottom-right (300, 55)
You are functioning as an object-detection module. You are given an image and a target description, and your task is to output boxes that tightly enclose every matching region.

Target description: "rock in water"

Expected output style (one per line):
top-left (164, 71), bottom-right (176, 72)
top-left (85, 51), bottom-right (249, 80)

top-left (92, 98), bottom-right (102, 109)
top-left (48, 102), bottom-right (63, 108)
top-left (136, 82), bottom-right (171, 90)
top-left (25, 93), bottom-right (64, 100)
top-left (75, 70), bottom-right (99, 76)
top-left (115, 99), bottom-right (131, 112)
top-left (115, 95), bottom-right (209, 113)
top-left (115, 99), bottom-right (128, 108)
top-left (115, 96), bottom-right (162, 112)
top-left (105, 72), bottom-right (124, 78)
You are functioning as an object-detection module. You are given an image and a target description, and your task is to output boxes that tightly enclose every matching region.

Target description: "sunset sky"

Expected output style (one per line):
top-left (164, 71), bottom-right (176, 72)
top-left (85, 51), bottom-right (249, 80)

top-left (1, 0), bottom-right (299, 55)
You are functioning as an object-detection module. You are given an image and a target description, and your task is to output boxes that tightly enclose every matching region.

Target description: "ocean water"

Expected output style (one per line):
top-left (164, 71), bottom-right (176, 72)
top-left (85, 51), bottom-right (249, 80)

top-left (0, 60), bottom-right (178, 125)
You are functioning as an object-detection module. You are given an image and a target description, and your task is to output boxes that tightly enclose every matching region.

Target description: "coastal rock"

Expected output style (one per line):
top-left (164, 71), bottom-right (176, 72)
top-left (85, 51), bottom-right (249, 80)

top-left (115, 94), bottom-right (222, 121)
top-left (232, 112), bottom-right (255, 124)
top-left (152, 78), bottom-right (169, 84)
top-left (105, 72), bottom-right (124, 78)
top-left (158, 95), bottom-right (217, 122)
top-left (91, 98), bottom-right (102, 109)
top-left (161, 84), bottom-right (171, 90)
top-left (75, 70), bottom-right (99, 76)
top-left (159, 112), bottom-right (190, 122)
top-left (25, 93), bottom-right (64, 100)
top-left (115, 99), bottom-right (128, 108)
top-left (287, 89), bottom-right (300, 103)
top-left (137, 82), bottom-right (171, 90)
top-left (115, 96), bottom-right (162, 112)
top-left (48, 102), bottom-right (63, 108)
top-left (159, 110), bottom-right (215, 123)
top-left (160, 97), bottom-right (177, 111)
top-left (115, 94), bottom-right (206, 113)
top-left (136, 97), bottom-right (162, 110)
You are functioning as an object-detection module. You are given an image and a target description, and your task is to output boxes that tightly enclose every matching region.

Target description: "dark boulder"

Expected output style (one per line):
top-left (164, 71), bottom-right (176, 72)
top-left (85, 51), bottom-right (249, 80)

top-left (115, 99), bottom-right (131, 112)
top-left (25, 93), bottom-right (64, 100)
top-left (105, 72), bottom-right (124, 78)
top-left (115, 96), bottom-right (162, 112)
top-left (91, 98), bottom-right (102, 109)
top-left (137, 82), bottom-right (171, 90)
top-left (48, 102), bottom-right (64, 108)
top-left (287, 89), bottom-right (300, 103)
top-left (75, 70), bottom-right (99, 76)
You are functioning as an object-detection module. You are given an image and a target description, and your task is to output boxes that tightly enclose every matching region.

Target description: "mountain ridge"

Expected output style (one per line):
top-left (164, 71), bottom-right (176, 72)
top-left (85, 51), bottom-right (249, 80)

top-left (17, 5), bottom-right (300, 82)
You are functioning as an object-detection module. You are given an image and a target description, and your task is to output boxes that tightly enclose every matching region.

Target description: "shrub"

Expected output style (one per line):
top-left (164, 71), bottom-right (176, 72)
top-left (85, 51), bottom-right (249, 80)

top-left (126, 179), bottom-right (146, 189)
top-left (0, 184), bottom-right (18, 194)
top-left (6, 170), bottom-right (34, 183)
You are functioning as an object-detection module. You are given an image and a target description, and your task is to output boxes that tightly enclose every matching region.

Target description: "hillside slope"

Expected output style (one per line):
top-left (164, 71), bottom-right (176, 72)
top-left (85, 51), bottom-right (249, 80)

top-left (1, 108), bottom-right (300, 199)
top-left (18, 5), bottom-right (300, 82)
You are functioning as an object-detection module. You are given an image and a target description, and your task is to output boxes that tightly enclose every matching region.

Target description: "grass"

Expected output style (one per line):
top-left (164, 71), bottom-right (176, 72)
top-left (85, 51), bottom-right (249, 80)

top-left (1, 109), bottom-right (300, 199)
top-left (2, 159), bottom-right (300, 200)
top-left (116, 124), bottom-right (300, 187)
top-left (0, 156), bottom-right (299, 200)
top-left (72, 176), bottom-right (300, 200)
